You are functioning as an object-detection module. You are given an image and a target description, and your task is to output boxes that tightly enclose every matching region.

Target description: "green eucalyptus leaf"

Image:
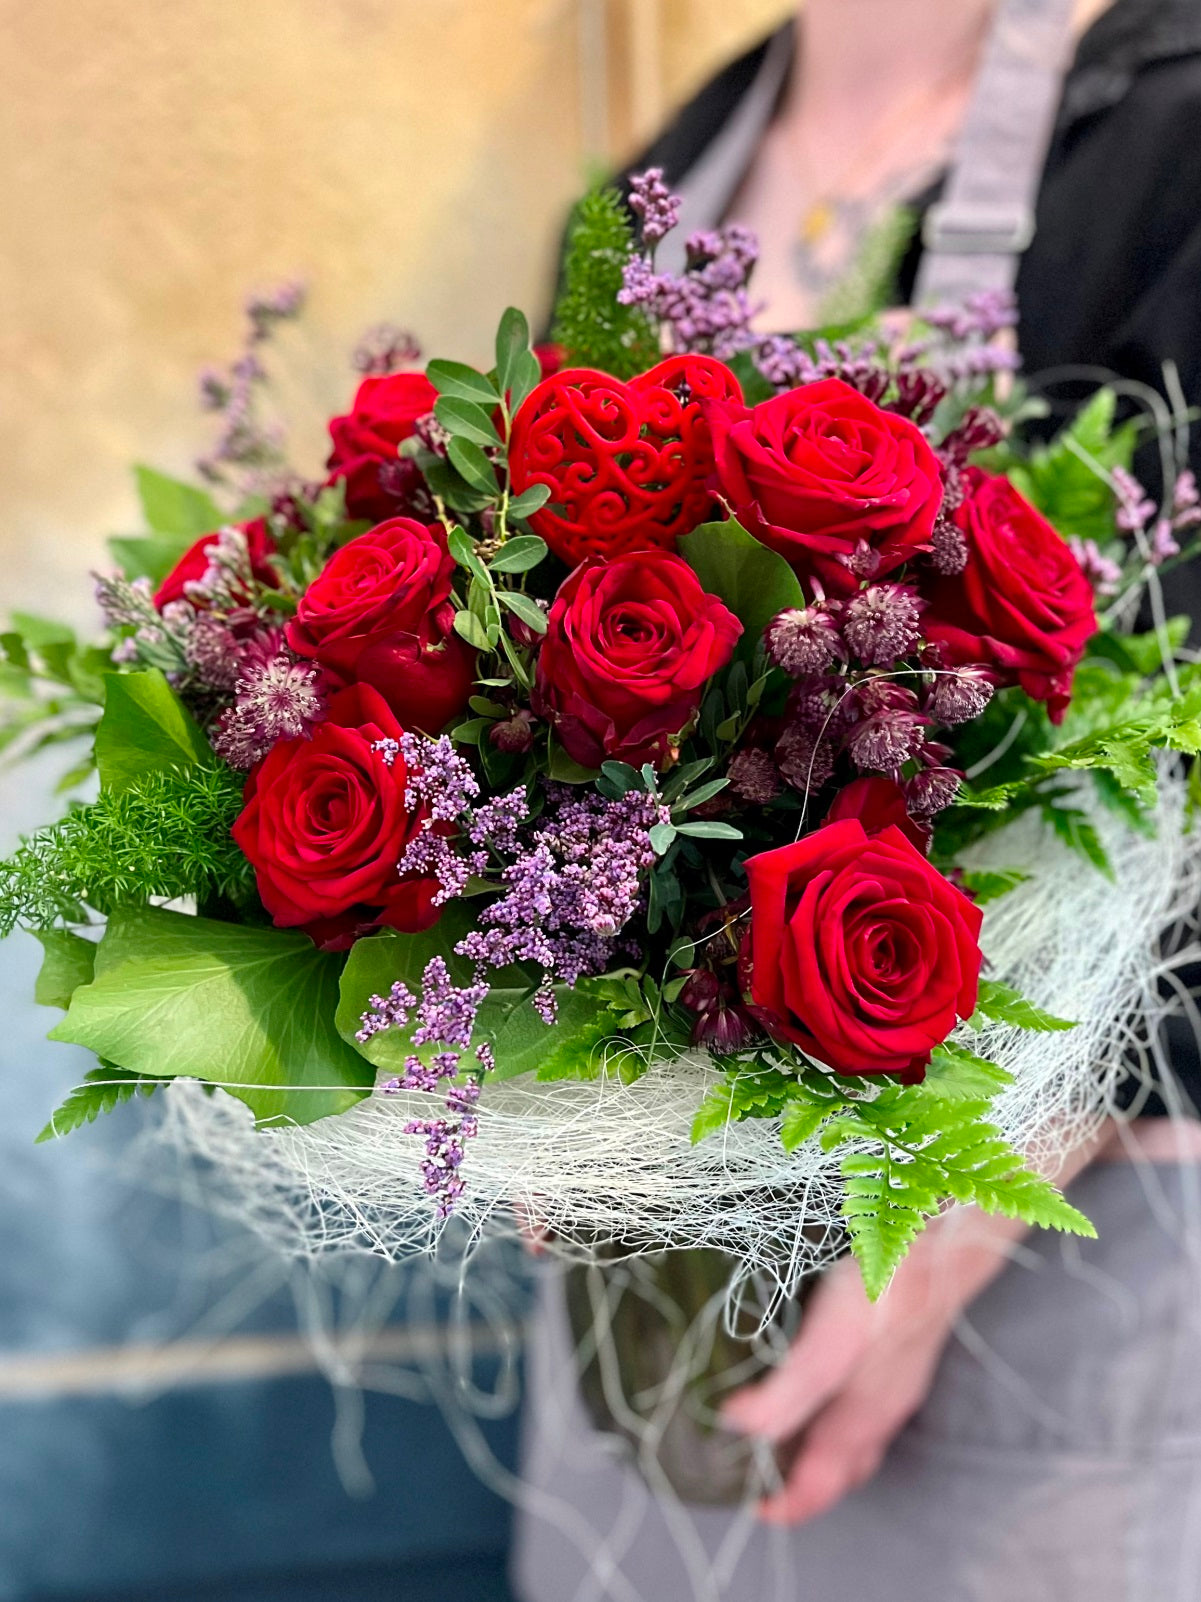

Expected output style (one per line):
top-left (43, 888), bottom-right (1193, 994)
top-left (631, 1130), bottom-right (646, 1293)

top-left (426, 359), bottom-right (499, 405)
top-left (498, 591), bottom-right (548, 633)
top-left (676, 819), bottom-right (743, 842)
top-left (447, 437), bottom-right (500, 496)
top-left (506, 485), bottom-right (552, 521)
top-left (488, 534), bottom-right (548, 573)
top-left (495, 307), bottom-right (532, 397)
top-left (506, 348), bottom-right (543, 416)
top-left (434, 395), bottom-right (503, 449)
top-left (454, 611), bottom-right (493, 651)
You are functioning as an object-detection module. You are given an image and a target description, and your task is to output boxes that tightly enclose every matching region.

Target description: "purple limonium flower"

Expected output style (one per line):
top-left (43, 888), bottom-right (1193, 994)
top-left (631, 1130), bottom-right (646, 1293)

top-left (1113, 467), bottom-right (1156, 535)
top-left (627, 167), bottom-right (681, 247)
top-left (365, 958), bottom-right (493, 1220)
top-left (399, 732), bottom-right (480, 821)
top-left (1068, 536), bottom-right (1123, 596)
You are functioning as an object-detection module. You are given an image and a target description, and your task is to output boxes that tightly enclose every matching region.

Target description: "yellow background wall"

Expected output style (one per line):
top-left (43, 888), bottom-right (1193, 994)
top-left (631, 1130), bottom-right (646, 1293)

top-left (0, 0), bottom-right (790, 621)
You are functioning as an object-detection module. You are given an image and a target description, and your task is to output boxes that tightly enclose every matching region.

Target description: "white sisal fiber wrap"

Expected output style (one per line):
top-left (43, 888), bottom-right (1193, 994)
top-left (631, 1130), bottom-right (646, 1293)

top-left (150, 766), bottom-right (1201, 1301)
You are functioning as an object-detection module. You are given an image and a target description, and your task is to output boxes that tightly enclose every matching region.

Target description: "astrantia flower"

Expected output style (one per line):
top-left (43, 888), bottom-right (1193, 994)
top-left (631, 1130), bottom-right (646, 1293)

top-left (841, 584), bottom-right (924, 668)
top-left (212, 651), bottom-right (328, 770)
top-left (926, 666), bottom-right (994, 726)
top-left (764, 605), bottom-right (844, 676)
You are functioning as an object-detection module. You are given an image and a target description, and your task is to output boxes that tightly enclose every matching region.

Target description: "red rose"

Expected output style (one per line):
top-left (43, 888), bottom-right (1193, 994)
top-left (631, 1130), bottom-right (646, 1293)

top-left (232, 683), bottom-right (441, 950)
top-left (533, 550), bottom-right (742, 769)
top-left (824, 775), bottom-right (930, 852)
top-left (708, 379), bottom-right (944, 596)
top-left (153, 518), bottom-right (278, 610)
top-left (924, 469), bottom-right (1097, 723)
top-left (325, 372), bottom-right (438, 523)
top-left (743, 819), bottom-right (982, 1080)
top-left (286, 518), bottom-right (475, 733)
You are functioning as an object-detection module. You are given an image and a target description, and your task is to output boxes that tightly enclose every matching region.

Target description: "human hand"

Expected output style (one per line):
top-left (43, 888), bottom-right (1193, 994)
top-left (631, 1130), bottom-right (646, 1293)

top-left (720, 1206), bottom-right (1028, 1525)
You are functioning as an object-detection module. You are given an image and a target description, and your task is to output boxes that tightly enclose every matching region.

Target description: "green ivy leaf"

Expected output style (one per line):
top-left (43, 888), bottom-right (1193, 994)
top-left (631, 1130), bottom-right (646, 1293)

top-left (94, 669), bottom-right (214, 794)
top-left (679, 520), bottom-right (804, 663)
top-left (973, 978), bottom-right (1077, 1032)
top-left (134, 465), bottom-right (222, 537)
top-left (33, 929), bottom-right (97, 1010)
top-left (52, 907), bottom-right (373, 1126)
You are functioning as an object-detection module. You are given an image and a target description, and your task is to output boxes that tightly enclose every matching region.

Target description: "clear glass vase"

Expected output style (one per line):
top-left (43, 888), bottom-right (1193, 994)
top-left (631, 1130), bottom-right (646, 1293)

top-left (563, 1245), bottom-right (805, 1506)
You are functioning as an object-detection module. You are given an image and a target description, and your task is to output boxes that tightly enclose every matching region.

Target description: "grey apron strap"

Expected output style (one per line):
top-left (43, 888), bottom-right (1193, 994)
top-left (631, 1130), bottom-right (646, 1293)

top-left (916, 0), bottom-right (1078, 309)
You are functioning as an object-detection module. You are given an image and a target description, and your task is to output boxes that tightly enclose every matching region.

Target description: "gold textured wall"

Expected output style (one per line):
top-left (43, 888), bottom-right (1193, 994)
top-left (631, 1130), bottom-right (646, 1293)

top-left (0, 0), bottom-right (790, 622)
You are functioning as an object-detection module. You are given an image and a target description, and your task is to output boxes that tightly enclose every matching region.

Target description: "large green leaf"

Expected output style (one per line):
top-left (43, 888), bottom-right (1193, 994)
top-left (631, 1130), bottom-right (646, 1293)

top-left (679, 520), bottom-right (804, 661)
top-left (33, 929), bottom-right (97, 1009)
top-left (51, 907), bottom-right (373, 1126)
top-left (94, 669), bottom-right (213, 793)
top-left (107, 532), bottom-right (200, 586)
top-left (336, 914), bottom-right (614, 1081)
top-left (134, 465), bottom-right (222, 537)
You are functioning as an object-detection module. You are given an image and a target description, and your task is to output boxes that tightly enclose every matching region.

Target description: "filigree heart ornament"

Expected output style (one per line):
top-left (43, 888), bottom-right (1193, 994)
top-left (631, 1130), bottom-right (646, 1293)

top-left (508, 354), bottom-right (744, 565)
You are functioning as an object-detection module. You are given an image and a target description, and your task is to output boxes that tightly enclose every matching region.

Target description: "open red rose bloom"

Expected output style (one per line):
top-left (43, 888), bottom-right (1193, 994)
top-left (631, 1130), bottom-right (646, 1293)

top-left (744, 820), bottom-right (984, 1081)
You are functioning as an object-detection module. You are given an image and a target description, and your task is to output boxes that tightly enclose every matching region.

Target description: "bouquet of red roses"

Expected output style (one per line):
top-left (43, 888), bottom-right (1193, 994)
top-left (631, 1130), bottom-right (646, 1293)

top-left (4, 172), bottom-right (1199, 1301)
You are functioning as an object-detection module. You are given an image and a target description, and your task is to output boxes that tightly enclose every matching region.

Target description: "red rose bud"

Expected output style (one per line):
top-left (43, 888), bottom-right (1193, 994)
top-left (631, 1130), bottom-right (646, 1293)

top-left (153, 518), bottom-right (278, 611)
top-left (823, 776), bottom-right (930, 851)
top-left (707, 378), bottom-right (944, 597)
top-left (924, 468), bottom-right (1098, 722)
top-left (507, 599), bottom-right (548, 650)
top-left (743, 820), bottom-right (982, 1079)
top-left (286, 518), bottom-right (474, 733)
top-left (532, 550), bottom-right (741, 770)
top-left (231, 684), bottom-right (442, 951)
top-left (508, 355), bottom-right (742, 566)
top-left (325, 370), bottom-right (439, 523)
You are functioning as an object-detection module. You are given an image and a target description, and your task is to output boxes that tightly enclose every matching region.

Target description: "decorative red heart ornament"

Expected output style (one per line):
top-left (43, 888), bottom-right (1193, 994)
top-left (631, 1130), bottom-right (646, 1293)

top-left (508, 354), bottom-right (744, 566)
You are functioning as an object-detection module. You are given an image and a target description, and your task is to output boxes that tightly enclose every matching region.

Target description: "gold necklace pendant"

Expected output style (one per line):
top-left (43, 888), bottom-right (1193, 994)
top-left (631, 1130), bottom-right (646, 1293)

top-left (799, 198), bottom-right (837, 248)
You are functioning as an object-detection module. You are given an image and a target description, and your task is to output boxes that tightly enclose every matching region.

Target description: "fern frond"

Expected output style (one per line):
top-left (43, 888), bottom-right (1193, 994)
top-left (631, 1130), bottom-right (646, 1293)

top-left (36, 1065), bottom-right (163, 1143)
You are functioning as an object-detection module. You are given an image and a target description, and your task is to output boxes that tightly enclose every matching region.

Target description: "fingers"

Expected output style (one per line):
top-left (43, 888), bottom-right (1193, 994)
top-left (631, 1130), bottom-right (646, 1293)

top-left (756, 1335), bottom-right (942, 1525)
top-left (721, 1258), bottom-right (873, 1443)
